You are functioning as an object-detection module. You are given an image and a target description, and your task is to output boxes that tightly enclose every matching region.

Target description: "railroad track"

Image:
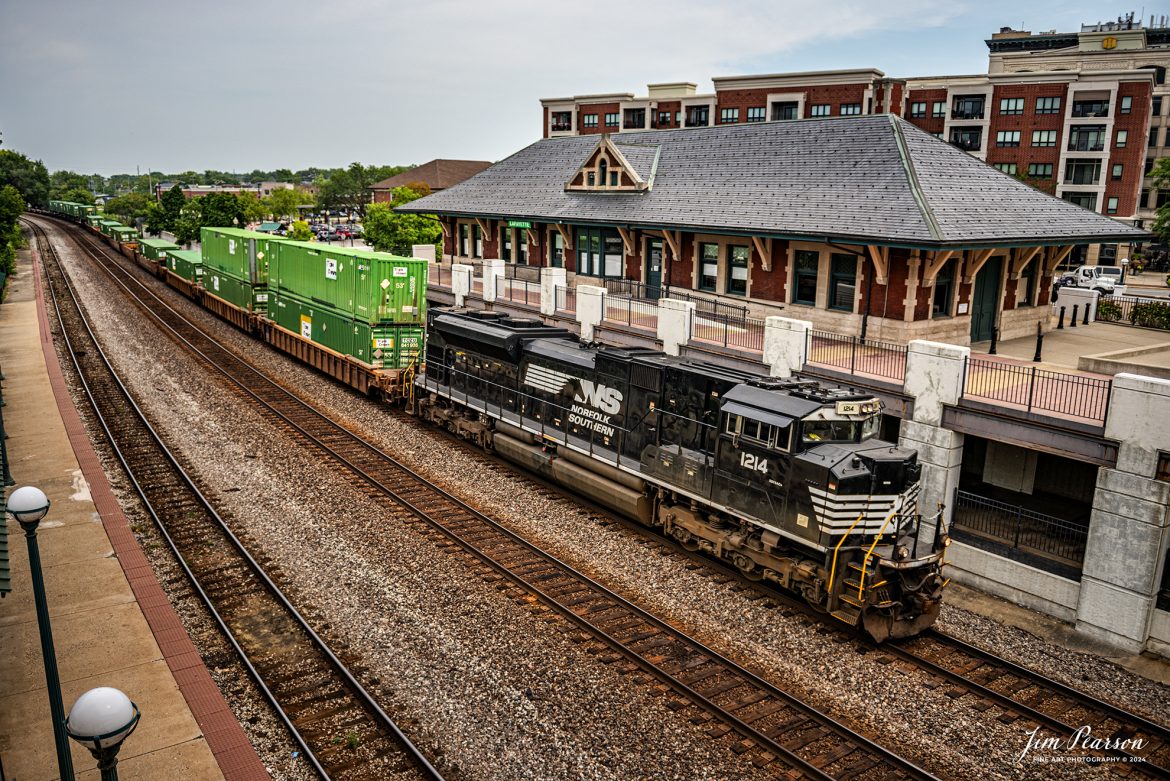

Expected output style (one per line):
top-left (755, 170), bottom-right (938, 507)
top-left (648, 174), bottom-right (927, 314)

top-left (27, 218), bottom-right (444, 781)
top-left (38, 217), bottom-right (942, 780)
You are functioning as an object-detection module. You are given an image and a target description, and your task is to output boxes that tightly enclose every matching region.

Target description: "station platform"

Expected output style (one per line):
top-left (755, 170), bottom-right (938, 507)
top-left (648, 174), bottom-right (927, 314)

top-left (0, 244), bottom-right (268, 780)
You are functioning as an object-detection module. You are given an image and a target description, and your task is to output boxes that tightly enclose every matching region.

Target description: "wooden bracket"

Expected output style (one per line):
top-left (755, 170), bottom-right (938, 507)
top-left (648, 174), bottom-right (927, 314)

top-left (617, 226), bottom-right (636, 257)
top-left (474, 217), bottom-right (491, 237)
top-left (1045, 245), bottom-right (1074, 274)
top-left (554, 223), bottom-right (572, 249)
top-left (526, 228), bottom-right (539, 248)
top-left (751, 236), bottom-right (773, 272)
top-left (437, 219), bottom-right (451, 240)
top-left (1009, 246), bottom-right (1042, 279)
top-left (866, 245), bottom-right (890, 285)
top-left (962, 248), bottom-right (997, 283)
top-left (921, 249), bottom-right (954, 286)
top-left (661, 229), bottom-right (682, 260)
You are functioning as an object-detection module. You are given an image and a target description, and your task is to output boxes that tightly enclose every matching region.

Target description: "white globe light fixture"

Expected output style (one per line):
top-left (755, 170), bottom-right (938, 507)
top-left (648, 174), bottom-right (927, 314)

top-left (66, 687), bottom-right (140, 781)
top-left (7, 485), bottom-right (50, 527)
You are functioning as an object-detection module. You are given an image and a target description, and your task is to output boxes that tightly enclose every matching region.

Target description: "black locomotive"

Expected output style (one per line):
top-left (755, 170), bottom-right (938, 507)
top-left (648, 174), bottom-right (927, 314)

top-left (416, 309), bottom-right (949, 640)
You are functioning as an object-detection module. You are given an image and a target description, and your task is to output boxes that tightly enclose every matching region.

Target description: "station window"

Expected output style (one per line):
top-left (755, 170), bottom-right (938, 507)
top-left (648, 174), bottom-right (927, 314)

top-left (933, 258), bottom-right (955, 317)
top-left (576, 227), bottom-right (623, 278)
top-left (829, 253), bottom-right (857, 311)
top-left (840, 103), bottom-right (862, 116)
top-left (500, 228), bottom-right (512, 262)
top-left (726, 244), bottom-right (749, 296)
top-left (793, 250), bottom-right (819, 305)
top-left (810, 104), bottom-right (831, 117)
top-left (746, 106), bottom-right (766, 122)
top-left (720, 107), bottom-right (740, 123)
top-left (549, 230), bottom-right (563, 267)
top-left (909, 102), bottom-right (926, 118)
top-left (699, 242), bottom-right (719, 292)
top-left (474, 225), bottom-right (483, 257)
top-left (999, 97), bottom-right (1024, 115)
top-left (1035, 96), bottom-right (1061, 114)
top-left (459, 223), bottom-right (469, 256)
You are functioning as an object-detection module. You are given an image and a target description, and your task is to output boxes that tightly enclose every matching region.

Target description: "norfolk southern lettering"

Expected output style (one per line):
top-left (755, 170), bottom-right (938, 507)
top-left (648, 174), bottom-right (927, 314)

top-left (524, 364), bottom-right (623, 436)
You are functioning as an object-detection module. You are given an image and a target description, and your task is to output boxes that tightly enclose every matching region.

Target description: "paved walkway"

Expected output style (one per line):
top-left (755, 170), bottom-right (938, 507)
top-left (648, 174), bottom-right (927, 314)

top-left (0, 243), bottom-right (267, 780)
top-left (974, 321), bottom-right (1170, 371)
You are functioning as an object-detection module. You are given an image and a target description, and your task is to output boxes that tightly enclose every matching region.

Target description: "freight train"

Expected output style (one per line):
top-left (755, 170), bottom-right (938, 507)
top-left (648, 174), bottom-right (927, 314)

top-left (417, 310), bottom-right (949, 641)
top-left (39, 201), bottom-right (948, 640)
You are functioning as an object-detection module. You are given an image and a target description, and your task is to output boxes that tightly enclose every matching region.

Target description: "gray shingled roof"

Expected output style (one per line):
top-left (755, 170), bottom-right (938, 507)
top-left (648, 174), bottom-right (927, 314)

top-left (611, 142), bottom-right (661, 185)
top-left (398, 115), bottom-right (1148, 248)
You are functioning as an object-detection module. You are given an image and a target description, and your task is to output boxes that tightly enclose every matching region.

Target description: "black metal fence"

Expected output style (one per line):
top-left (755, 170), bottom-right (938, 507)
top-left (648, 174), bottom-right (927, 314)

top-left (1095, 294), bottom-right (1170, 330)
top-left (555, 285), bottom-right (576, 313)
top-left (603, 294), bottom-right (659, 330)
top-left (805, 330), bottom-right (908, 381)
top-left (690, 311), bottom-right (765, 352)
top-left (951, 489), bottom-right (1088, 571)
top-left (963, 357), bottom-right (1111, 424)
top-left (498, 277), bottom-right (541, 308)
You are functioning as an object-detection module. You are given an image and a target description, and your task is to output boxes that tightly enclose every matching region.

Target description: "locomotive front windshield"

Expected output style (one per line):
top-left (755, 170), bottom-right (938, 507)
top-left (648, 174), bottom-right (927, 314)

top-left (801, 410), bottom-right (881, 443)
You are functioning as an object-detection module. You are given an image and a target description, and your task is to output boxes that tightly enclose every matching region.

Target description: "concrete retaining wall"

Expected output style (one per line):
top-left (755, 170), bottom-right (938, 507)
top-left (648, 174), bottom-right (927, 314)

top-left (946, 542), bottom-right (1082, 621)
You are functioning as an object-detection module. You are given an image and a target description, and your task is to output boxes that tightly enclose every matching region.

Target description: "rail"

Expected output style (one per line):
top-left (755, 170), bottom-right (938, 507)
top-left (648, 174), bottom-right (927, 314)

top-left (690, 311), bottom-right (765, 352)
top-left (951, 488), bottom-right (1088, 569)
top-left (806, 330), bottom-right (908, 381)
top-left (498, 276), bottom-right (541, 308)
top-left (603, 293), bottom-right (659, 331)
top-left (555, 284), bottom-right (576, 313)
top-left (1096, 293), bottom-right (1170, 330)
top-left (962, 356), bottom-right (1111, 424)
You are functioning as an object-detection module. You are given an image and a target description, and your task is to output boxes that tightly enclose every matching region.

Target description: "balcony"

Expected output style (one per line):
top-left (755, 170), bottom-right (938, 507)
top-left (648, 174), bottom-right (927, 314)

top-left (1063, 164), bottom-right (1101, 185)
top-left (951, 96), bottom-right (986, 120)
top-left (771, 102), bottom-right (798, 121)
top-left (1067, 139), bottom-right (1105, 152)
top-left (1071, 101), bottom-right (1109, 118)
top-left (550, 113), bottom-right (572, 133)
top-left (685, 112), bottom-right (710, 128)
top-left (950, 129), bottom-right (983, 151)
top-left (623, 110), bottom-right (646, 130)
top-left (550, 122), bottom-right (572, 133)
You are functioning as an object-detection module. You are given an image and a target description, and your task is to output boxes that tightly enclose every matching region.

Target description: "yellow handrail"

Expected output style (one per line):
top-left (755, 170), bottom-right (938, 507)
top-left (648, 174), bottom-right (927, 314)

top-left (858, 509), bottom-right (898, 601)
top-left (827, 512), bottom-right (866, 597)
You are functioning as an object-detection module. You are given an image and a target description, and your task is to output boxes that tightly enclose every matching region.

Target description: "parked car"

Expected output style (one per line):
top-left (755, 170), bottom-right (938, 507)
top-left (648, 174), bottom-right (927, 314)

top-left (1060, 264), bottom-right (1117, 295)
top-left (335, 225), bottom-right (352, 239)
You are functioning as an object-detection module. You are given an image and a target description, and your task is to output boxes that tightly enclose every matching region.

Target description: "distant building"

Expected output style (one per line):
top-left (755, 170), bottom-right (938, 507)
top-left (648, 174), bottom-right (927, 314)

top-left (370, 159), bottom-right (493, 203)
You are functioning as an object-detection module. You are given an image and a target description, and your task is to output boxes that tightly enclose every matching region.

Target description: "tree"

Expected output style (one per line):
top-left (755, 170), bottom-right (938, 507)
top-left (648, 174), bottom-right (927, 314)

top-left (362, 185), bottom-right (441, 256)
top-left (173, 201), bottom-right (202, 246)
top-left (0, 149), bottom-right (50, 207)
top-left (58, 187), bottom-right (95, 205)
top-left (266, 187), bottom-right (313, 220)
top-left (50, 170), bottom-right (96, 201)
top-left (199, 192), bottom-right (246, 228)
top-left (0, 185), bottom-right (24, 277)
top-left (1149, 158), bottom-right (1170, 243)
top-left (289, 220), bottom-right (314, 241)
top-left (103, 192), bottom-right (153, 226)
top-left (273, 168), bottom-right (295, 182)
top-left (160, 185), bottom-right (186, 232)
top-left (238, 193), bottom-right (268, 224)
top-left (144, 203), bottom-right (166, 237)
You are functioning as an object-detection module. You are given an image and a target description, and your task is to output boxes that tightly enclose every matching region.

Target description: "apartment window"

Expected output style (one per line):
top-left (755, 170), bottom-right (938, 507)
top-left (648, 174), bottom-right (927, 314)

top-left (720, 107), bottom-right (739, 124)
top-left (1140, 65), bottom-right (1167, 85)
top-left (474, 225), bottom-right (483, 258)
top-left (1106, 196), bottom-right (1120, 214)
top-left (1147, 158), bottom-right (1156, 175)
top-left (656, 111), bottom-right (672, 127)
top-left (1152, 127), bottom-right (1161, 147)
top-left (582, 113), bottom-right (598, 128)
top-left (459, 223), bottom-right (469, 256)
top-left (952, 95), bottom-right (985, 119)
top-left (726, 245), bottom-right (749, 296)
top-left (950, 127), bottom-right (982, 151)
top-left (1155, 96), bottom-right (1164, 115)
top-left (1072, 99), bottom-right (1109, 117)
top-left (1117, 129), bottom-right (1129, 148)
top-left (793, 250), bottom-right (818, 305)
top-left (932, 132), bottom-right (944, 139)
top-left (549, 231), bottom-right (563, 268)
top-left (1035, 96), bottom-right (1061, 114)
top-left (1064, 160), bottom-right (1101, 185)
top-left (829, 254), bottom-right (857, 311)
top-left (1067, 125), bottom-right (1106, 151)
top-left (996, 130), bottom-right (1021, 147)
top-left (1158, 191), bottom-right (1170, 208)
top-left (576, 227), bottom-right (622, 277)
top-left (746, 106), bottom-right (765, 122)
top-left (840, 103), bottom-right (862, 116)
top-left (686, 105), bottom-right (710, 127)
top-left (500, 227), bottom-right (512, 262)
top-left (931, 101), bottom-right (946, 118)
top-left (1027, 163), bottom-right (1053, 178)
top-left (772, 101), bottom-right (798, 121)
top-left (933, 258), bottom-right (955, 316)
top-left (605, 112), bottom-right (620, 127)
top-left (999, 97), bottom-right (1024, 115)
top-left (1031, 129), bottom-right (1057, 147)
top-left (623, 108), bottom-right (645, 129)
top-left (909, 101), bottom-right (927, 118)
top-left (1141, 189), bottom-right (1151, 209)
top-left (1063, 192), bottom-right (1098, 210)
top-left (994, 163), bottom-right (1018, 175)
top-left (1112, 163), bottom-right (1124, 180)
top-left (1121, 95), bottom-right (1133, 114)
top-left (810, 104), bottom-right (831, 117)
top-left (550, 111), bottom-right (572, 132)
top-left (699, 242), bottom-right (719, 291)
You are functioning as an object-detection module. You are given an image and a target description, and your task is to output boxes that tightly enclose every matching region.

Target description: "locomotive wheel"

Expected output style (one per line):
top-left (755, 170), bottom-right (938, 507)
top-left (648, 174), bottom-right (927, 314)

top-left (730, 553), bottom-right (761, 580)
top-left (671, 527), bottom-right (700, 552)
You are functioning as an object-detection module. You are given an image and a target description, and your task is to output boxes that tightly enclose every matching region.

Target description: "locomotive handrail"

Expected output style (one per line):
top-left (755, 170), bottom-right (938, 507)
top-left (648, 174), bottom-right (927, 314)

top-left (858, 509), bottom-right (899, 601)
top-left (827, 512), bottom-right (866, 596)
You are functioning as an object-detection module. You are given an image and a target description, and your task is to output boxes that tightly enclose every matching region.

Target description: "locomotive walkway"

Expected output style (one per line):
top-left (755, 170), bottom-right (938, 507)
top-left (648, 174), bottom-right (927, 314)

top-left (0, 245), bottom-right (266, 780)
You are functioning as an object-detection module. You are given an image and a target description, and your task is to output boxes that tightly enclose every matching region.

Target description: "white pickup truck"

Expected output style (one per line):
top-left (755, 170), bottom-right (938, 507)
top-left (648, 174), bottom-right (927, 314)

top-left (1057, 265), bottom-right (1119, 294)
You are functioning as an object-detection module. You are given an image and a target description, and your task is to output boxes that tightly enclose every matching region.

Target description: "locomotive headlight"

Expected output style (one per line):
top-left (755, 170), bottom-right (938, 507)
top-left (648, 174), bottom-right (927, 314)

top-left (828, 480), bottom-right (838, 492)
top-left (894, 544), bottom-right (910, 561)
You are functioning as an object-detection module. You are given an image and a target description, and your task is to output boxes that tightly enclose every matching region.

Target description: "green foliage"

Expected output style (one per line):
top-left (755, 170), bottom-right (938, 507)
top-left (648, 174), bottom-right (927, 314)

top-left (238, 193), bottom-right (268, 223)
top-left (1095, 298), bottom-right (1122, 322)
top-left (362, 185), bottom-right (440, 256)
top-left (200, 192), bottom-right (247, 227)
top-left (160, 185), bottom-right (186, 232)
top-left (50, 171), bottom-right (97, 203)
top-left (103, 192), bottom-right (153, 226)
top-left (144, 203), bottom-right (166, 237)
top-left (1129, 300), bottom-right (1170, 329)
top-left (0, 149), bottom-right (50, 206)
top-left (173, 201), bottom-right (202, 246)
top-left (266, 187), bottom-right (313, 220)
top-left (58, 187), bottom-right (95, 205)
top-left (0, 185), bottom-right (24, 278)
top-left (289, 219), bottom-right (314, 241)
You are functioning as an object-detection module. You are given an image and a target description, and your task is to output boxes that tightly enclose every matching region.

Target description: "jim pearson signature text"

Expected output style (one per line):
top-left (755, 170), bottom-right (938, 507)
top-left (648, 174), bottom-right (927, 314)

top-left (1019, 726), bottom-right (1147, 763)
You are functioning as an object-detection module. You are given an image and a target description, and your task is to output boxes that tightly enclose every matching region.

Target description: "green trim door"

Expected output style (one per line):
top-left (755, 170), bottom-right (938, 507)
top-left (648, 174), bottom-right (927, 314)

top-left (645, 239), bottom-right (663, 298)
top-left (970, 256), bottom-right (1002, 342)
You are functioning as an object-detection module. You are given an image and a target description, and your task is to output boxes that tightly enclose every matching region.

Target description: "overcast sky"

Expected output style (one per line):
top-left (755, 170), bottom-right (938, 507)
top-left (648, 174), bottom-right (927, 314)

top-left (0, 0), bottom-right (1139, 176)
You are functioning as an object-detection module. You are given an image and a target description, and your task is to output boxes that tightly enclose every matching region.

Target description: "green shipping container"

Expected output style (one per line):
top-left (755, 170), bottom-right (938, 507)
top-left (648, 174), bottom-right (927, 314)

top-left (269, 290), bottom-right (423, 369)
top-left (269, 241), bottom-right (428, 326)
top-left (139, 238), bottom-right (180, 261)
top-left (99, 220), bottom-right (122, 236)
top-left (112, 226), bottom-right (138, 242)
top-left (200, 227), bottom-right (286, 284)
top-left (204, 267), bottom-right (267, 314)
top-left (87, 214), bottom-right (105, 227)
top-left (167, 249), bottom-right (203, 282)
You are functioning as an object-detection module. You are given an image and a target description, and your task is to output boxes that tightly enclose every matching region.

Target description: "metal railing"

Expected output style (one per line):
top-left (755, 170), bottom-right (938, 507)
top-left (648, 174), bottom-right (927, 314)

top-left (603, 294), bottom-right (659, 331)
top-left (498, 277), bottom-right (541, 308)
top-left (555, 285), bottom-right (576, 313)
top-left (665, 288), bottom-right (751, 324)
top-left (963, 356), bottom-right (1112, 424)
top-left (691, 311), bottom-right (765, 352)
top-left (428, 263), bottom-right (452, 288)
top-left (951, 489), bottom-right (1088, 570)
top-left (805, 330), bottom-right (908, 382)
top-left (1095, 294), bottom-right (1170, 330)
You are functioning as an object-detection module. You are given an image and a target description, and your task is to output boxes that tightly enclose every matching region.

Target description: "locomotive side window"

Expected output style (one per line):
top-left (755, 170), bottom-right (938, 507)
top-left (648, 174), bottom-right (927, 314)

top-left (724, 413), bottom-right (791, 450)
top-left (802, 419), bottom-right (858, 443)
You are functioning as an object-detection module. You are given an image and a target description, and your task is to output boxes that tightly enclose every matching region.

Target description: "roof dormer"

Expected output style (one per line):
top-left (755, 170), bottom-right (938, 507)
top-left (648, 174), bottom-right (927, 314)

top-left (565, 135), bottom-right (658, 192)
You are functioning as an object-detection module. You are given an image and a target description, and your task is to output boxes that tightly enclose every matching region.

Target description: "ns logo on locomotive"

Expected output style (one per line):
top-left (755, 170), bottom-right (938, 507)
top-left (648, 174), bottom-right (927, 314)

top-left (417, 309), bottom-right (950, 641)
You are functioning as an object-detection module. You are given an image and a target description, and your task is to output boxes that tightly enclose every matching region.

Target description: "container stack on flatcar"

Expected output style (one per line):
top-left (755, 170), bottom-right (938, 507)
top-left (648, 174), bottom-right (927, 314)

top-left (139, 238), bottom-right (179, 264)
top-left (199, 226), bottom-right (288, 330)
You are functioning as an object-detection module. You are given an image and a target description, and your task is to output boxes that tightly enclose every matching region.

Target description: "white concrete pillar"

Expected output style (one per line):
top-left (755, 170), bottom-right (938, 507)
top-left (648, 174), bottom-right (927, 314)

top-left (411, 244), bottom-right (437, 263)
top-left (899, 340), bottom-right (970, 540)
top-left (541, 267), bottom-right (567, 316)
top-left (451, 262), bottom-right (473, 308)
top-left (656, 298), bottom-right (696, 356)
top-left (1055, 286), bottom-right (1099, 323)
top-left (576, 285), bottom-right (606, 342)
top-left (1076, 374), bottom-right (1170, 652)
top-left (482, 259), bottom-right (504, 303)
top-left (762, 316), bottom-right (811, 378)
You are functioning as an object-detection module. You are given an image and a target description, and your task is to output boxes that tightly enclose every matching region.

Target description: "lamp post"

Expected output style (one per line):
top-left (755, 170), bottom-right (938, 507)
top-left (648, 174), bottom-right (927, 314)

top-left (66, 687), bottom-right (140, 781)
top-left (1120, 257), bottom-right (1130, 285)
top-left (7, 485), bottom-right (75, 781)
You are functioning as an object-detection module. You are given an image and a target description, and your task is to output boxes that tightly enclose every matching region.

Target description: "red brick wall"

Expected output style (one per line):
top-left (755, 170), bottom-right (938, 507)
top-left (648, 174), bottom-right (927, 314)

top-left (863, 248), bottom-right (910, 319)
top-left (984, 83), bottom-right (1067, 194)
top-left (529, 223), bottom-right (545, 267)
top-left (482, 219), bottom-right (499, 259)
top-left (749, 240), bottom-right (787, 301)
top-left (1107, 80), bottom-right (1152, 216)
top-left (654, 101), bottom-right (680, 129)
top-left (625, 229), bottom-right (641, 279)
top-left (670, 233), bottom-right (695, 287)
top-left (715, 88), bottom-right (771, 124)
top-left (577, 102), bottom-right (620, 135)
top-left (1002, 276), bottom-right (1018, 311)
top-left (1038, 275), bottom-right (1053, 306)
top-left (915, 280), bottom-right (933, 321)
top-left (904, 88), bottom-right (947, 135)
top-left (442, 217), bottom-right (455, 257)
top-left (805, 85), bottom-right (869, 117)
top-left (542, 106), bottom-right (549, 139)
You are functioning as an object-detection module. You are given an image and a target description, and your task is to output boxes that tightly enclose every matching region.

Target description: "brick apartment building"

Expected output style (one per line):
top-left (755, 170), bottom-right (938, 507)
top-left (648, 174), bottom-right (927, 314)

top-left (539, 17), bottom-right (1165, 266)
